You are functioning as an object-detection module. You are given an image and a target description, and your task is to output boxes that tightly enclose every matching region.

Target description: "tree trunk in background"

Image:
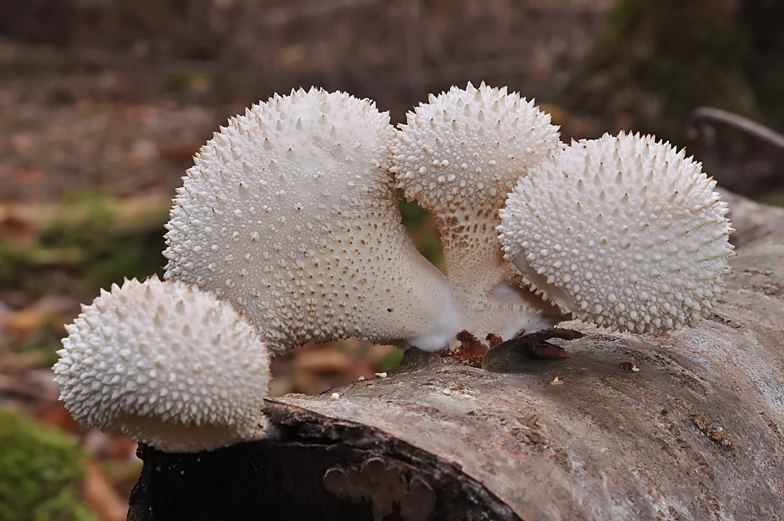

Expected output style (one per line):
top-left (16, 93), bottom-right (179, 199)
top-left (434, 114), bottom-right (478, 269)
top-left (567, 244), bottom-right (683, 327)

top-left (128, 193), bottom-right (784, 521)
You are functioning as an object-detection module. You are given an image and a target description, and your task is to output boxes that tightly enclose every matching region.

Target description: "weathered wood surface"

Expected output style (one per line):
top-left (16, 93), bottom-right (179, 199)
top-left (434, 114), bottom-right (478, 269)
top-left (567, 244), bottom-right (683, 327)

top-left (129, 195), bottom-right (784, 521)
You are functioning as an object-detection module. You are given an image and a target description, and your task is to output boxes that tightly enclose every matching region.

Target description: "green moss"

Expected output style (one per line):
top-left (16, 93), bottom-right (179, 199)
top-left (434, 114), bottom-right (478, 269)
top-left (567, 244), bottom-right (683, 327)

top-left (377, 347), bottom-right (405, 372)
top-left (0, 240), bottom-right (31, 283)
top-left (9, 327), bottom-right (64, 368)
top-left (41, 191), bottom-right (115, 248)
top-left (399, 197), bottom-right (445, 271)
top-left (0, 190), bottom-right (166, 296)
top-left (0, 408), bottom-right (97, 521)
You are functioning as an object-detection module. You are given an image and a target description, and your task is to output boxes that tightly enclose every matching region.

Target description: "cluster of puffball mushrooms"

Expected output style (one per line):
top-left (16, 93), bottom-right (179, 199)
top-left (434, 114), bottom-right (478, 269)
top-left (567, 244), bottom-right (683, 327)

top-left (53, 83), bottom-right (735, 452)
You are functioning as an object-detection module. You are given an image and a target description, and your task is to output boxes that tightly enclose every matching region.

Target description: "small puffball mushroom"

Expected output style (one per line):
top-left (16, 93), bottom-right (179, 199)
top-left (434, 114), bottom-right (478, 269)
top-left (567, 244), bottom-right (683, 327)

top-left (164, 88), bottom-right (459, 353)
top-left (499, 132), bottom-right (735, 334)
top-left (53, 276), bottom-right (271, 452)
top-left (392, 82), bottom-right (563, 341)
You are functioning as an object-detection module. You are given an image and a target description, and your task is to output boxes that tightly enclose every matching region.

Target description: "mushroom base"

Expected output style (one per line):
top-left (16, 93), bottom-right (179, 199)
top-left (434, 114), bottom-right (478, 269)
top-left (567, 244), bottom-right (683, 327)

top-left (404, 289), bottom-right (463, 352)
top-left (455, 282), bottom-right (562, 344)
top-left (108, 411), bottom-right (270, 453)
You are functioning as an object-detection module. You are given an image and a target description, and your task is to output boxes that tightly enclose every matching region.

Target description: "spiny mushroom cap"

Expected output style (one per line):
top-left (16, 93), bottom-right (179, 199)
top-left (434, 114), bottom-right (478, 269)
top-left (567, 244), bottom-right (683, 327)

top-left (164, 88), bottom-right (457, 353)
top-left (499, 132), bottom-right (734, 334)
top-left (53, 276), bottom-right (271, 452)
top-left (392, 82), bottom-right (561, 221)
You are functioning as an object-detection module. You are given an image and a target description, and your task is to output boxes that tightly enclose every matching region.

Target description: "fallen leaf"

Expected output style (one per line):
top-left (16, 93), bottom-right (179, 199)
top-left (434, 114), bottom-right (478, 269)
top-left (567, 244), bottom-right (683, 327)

top-left (84, 462), bottom-right (129, 521)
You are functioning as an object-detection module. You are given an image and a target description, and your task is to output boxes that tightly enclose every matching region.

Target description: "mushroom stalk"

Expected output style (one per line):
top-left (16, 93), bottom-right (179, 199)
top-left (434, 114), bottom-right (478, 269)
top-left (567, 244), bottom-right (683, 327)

top-left (392, 82), bottom-right (564, 342)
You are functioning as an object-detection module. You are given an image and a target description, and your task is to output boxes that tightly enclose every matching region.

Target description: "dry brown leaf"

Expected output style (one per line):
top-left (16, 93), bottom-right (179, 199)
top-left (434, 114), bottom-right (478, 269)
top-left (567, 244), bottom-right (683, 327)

top-left (293, 348), bottom-right (356, 374)
top-left (84, 462), bottom-right (129, 521)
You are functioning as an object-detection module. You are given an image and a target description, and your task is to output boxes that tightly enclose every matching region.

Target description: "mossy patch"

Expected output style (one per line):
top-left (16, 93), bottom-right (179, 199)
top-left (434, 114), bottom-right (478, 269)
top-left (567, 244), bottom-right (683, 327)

top-left (0, 408), bottom-right (96, 521)
top-left (399, 197), bottom-right (445, 272)
top-left (0, 190), bottom-right (167, 296)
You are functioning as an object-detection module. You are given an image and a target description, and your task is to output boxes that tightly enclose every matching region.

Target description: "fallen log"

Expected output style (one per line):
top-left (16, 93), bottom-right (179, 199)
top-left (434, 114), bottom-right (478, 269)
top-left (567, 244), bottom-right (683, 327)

top-left (128, 193), bottom-right (784, 521)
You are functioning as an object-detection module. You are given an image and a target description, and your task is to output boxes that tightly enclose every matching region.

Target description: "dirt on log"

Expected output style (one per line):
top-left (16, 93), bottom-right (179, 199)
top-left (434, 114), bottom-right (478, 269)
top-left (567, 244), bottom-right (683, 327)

top-left (128, 194), bottom-right (784, 521)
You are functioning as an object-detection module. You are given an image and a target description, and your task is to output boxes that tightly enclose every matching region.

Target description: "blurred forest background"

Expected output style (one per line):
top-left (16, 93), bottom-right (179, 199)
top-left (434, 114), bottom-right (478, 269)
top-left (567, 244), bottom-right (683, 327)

top-left (1, 0), bottom-right (783, 519)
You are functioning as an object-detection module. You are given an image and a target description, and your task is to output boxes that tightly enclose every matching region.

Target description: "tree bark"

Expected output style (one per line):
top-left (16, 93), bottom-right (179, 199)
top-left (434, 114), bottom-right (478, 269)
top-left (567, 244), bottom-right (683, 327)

top-left (128, 193), bottom-right (784, 521)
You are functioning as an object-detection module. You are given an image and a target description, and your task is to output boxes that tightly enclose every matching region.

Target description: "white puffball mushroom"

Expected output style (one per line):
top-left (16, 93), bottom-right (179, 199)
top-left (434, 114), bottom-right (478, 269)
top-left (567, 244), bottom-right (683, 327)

top-left (499, 132), bottom-right (735, 334)
top-left (163, 87), bottom-right (459, 353)
top-left (392, 82), bottom-right (563, 341)
top-left (53, 276), bottom-right (271, 452)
